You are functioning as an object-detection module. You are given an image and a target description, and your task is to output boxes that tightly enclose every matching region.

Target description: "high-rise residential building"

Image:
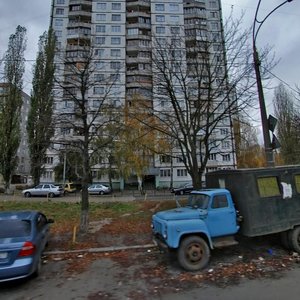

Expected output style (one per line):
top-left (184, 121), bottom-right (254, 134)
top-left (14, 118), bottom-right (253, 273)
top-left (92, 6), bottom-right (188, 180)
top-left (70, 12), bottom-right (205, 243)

top-left (48, 0), bottom-right (236, 188)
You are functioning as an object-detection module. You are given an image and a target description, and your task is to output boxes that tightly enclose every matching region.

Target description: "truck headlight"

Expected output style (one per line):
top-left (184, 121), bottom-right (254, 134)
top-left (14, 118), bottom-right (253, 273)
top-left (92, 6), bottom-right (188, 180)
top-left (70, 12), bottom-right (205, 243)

top-left (163, 226), bottom-right (168, 239)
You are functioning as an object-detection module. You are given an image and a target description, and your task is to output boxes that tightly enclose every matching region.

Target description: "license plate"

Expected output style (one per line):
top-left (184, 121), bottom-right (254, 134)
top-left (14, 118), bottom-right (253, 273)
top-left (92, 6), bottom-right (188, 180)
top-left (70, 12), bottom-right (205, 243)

top-left (0, 252), bottom-right (8, 259)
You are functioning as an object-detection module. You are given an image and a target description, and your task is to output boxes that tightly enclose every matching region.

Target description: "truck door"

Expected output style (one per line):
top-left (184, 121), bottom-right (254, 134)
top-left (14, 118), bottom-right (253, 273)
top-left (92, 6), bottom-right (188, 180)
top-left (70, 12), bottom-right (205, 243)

top-left (206, 194), bottom-right (238, 237)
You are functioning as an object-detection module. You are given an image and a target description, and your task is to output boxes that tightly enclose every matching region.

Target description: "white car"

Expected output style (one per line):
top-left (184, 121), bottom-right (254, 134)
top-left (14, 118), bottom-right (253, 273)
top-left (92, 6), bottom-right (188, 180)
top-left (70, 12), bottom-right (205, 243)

top-left (88, 184), bottom-right (111, 195)
top-left (22, 184), bottom-right (64, 198)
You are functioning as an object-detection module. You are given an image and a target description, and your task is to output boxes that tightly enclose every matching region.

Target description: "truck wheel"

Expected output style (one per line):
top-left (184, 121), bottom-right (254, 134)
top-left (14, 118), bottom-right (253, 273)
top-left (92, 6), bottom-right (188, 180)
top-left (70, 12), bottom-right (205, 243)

top-left (178, 236), bottom-right (210, 271)
top-left (280, 231), bottom-right (292, 250)
top-left (290, 227), bottom-right (300, 253)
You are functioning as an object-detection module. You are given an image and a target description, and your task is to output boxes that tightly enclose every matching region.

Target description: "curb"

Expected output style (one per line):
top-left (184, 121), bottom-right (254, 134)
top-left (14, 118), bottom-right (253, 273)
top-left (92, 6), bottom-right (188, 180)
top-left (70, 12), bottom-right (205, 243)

top-left (44, 243), bottom-right (157, 255)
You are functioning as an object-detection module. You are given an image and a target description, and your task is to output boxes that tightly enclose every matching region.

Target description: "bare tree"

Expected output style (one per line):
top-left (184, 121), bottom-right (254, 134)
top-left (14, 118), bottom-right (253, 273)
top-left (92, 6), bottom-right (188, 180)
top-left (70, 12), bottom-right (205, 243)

top-left (0, 25), bottom-right (27, 192)
top-left (129, 14), bottom-right (269, 188)
top-left (53, 45), bottom-right (123, 233)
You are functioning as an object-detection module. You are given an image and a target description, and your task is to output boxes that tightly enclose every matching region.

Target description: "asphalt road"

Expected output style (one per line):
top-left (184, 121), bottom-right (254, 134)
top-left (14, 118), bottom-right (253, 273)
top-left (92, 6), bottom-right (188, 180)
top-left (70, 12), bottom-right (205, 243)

top-left (0, 189), bottom-right (176, 203)
top-left (1, 249), bottom-right (300, 300)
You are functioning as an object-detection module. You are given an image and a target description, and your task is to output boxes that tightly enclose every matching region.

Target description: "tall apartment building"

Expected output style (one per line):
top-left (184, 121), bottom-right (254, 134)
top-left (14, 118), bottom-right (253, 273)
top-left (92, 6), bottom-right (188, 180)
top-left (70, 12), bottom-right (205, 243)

top-left (48, 0), bottom-right (236, 188)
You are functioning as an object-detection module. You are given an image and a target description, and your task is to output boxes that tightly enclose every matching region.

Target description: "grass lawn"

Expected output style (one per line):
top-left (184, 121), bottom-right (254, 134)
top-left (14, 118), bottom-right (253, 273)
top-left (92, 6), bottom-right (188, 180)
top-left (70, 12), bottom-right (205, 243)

top-left (0, 200), bottom-right (177, 244)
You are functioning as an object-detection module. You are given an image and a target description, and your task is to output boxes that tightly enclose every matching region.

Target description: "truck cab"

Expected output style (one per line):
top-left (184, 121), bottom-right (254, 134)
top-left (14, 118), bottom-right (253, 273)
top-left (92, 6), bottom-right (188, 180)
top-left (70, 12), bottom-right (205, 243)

top-left (152, 189), bottom-right (239, 271)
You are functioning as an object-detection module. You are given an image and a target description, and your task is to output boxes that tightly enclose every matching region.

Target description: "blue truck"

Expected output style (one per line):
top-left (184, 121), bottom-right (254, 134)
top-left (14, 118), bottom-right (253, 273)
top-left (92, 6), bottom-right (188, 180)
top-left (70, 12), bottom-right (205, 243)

top-left (152, 166), bottom-right (300, 271)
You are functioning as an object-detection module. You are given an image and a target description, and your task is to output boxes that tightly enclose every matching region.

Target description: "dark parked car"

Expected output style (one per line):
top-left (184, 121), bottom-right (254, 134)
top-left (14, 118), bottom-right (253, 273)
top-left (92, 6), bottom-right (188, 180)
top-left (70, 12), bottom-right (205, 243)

top-left (0, 211), bottom-right (54, 282)
top-left (171, 183), bottom-right (194, 195)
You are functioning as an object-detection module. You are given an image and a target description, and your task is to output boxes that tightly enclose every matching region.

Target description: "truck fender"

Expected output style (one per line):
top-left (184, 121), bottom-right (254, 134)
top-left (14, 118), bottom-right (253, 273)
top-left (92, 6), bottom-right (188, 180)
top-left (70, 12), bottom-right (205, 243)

top-left (168, 220), bottom-right (213, 249)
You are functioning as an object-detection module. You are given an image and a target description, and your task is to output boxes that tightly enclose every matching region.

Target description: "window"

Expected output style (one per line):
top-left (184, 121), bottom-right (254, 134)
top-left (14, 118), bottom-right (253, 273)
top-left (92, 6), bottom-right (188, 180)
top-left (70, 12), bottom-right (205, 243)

top-left (222, 154), bottom-right (230, 162)
top-left (44, 157), bottom-right (54, 164)
top-left (211, 195), bottom-right (228, 209)
top-left (54, 18), bottom-right (63, 26)
top-left (211, 22), bottom-right (219, 30)
top-left (209, 1), bottom-right (217, 9)
top-left (222, 141), bottom-right (230, 149)
top-left (177, 169), bottom-right (188, 177)
top-left (156, 15), bottom-right (165, 22)
top-left (170, 16), bottom-right (180, 23)
top-left (161, 155), bottom-right (171, 163)
top-left (111, 25), bottom-right (121, 32)
top-left (95, 62), bottom-right (105, 69)
top-left (156, 26), bottom-right (165, 34)
top-left (93, 100), bottom-right (102, 107)
top-left (97, 3), bottom-right (107, 10)
top-left (155, 4), bottom-right (165, 11)
top-left (95, 36), bottom-right (106, 44)
top-left (96, 25), bottom-right (106, 33)
top-left (57, 0), bottom-right (65, 3)
top-left (127, 28), bottom-right (138, 35)
top-left (111, 37), bottom-right (121, 45)
top-left (96, 14), bottom-right (106, 21)
top-left (160, 169), bottom-right (171, 177)
top-left (176, 156), bottom-right (183, 163)
top-left (295, 175), bottom-right (300, 193)
top-left (56, 8), bottom-right (64, 15)
top-left (257, 177), bottom-right (281, 198)
top-left (55, 30), bottom-right (62, 37)
top-left (112, 14), bottom-right (121, 21)
top-left (94, 73), bottom-right (105, 81)
top-left (111, 49), bottom-right (121, 57)
top-left (170, 27), bottom-right (180, 34)
top-left (110, 73), bottom-right (120, 82)
top-left (112, 3), bottom-right (121, 10)
top-left (94, 49), bottom-right (104, 57)
top-left (111, 61), bottom-right (121, 69)
top-left (220, 128), bottom-right (229, 135)
top-left (170, 3), bottom-right (179, 11)
top-left (209, 153), bottom-right (217, 160)
top-left (94, 86), bottom-right (105, 94)
top-left (61, 128), bottom-right (70, 135)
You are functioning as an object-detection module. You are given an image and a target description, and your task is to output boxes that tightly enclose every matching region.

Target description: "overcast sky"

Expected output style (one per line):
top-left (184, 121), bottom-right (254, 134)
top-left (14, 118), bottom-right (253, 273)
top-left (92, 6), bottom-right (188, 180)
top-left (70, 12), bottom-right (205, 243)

top-left (0, 0), bottom-right (299, 123)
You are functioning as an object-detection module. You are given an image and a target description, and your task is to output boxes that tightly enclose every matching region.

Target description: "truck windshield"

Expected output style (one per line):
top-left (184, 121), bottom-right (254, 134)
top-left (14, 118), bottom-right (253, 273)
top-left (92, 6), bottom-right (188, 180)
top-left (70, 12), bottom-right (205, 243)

top-left (187, 194), bottom-right (209, 209)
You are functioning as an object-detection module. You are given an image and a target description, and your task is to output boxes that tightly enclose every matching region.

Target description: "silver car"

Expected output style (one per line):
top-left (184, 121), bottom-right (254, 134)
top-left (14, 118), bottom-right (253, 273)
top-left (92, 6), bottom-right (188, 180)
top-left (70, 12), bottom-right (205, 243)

top-left (22, 184), bottom-right (64, 198)
top-left (88, 184), bottom-right (111, 195)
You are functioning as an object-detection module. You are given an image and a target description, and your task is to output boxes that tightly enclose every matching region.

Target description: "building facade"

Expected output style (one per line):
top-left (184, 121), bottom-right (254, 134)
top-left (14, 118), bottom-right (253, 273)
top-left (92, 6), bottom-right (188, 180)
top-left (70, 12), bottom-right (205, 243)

top-left (48, 0), bottom-right (236, 188)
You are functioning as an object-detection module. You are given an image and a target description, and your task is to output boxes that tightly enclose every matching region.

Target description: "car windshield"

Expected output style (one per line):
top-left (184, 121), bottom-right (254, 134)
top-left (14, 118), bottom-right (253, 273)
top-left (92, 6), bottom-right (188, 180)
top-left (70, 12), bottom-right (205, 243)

top-left (187, 194), bottom-right (210, 209)
top-left (0, 220), bottom-right (31, 238)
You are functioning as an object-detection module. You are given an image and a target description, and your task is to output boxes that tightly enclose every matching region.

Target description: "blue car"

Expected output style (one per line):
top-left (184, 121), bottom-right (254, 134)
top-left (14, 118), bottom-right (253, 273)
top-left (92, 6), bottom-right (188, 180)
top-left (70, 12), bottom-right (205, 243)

top-left (0, 211), bottom-right (54, 282)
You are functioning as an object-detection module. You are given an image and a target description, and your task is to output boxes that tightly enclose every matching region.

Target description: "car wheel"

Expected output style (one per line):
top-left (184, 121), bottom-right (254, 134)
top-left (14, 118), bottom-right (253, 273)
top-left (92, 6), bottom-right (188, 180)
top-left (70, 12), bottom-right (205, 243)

top-left (33, 255), bottom-right (42, 278)
top-left (178, 236), bottom-right (210, 271)
top-left (48, 192), bottom-right (55, 198)
top-left (24, 192), bottom-right (31, 198)
top-left (99, 191), bottom-right (104, 195)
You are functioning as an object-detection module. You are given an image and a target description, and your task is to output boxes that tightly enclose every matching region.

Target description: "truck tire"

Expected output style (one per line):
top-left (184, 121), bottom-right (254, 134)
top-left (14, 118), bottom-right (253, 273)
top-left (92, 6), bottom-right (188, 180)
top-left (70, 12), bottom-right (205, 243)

top-left (178, 236), bottom-right (210, 271)
top-left (290, 227), bottom-right (300, 253)
top-left (280, 231), bottom-right (292, 250)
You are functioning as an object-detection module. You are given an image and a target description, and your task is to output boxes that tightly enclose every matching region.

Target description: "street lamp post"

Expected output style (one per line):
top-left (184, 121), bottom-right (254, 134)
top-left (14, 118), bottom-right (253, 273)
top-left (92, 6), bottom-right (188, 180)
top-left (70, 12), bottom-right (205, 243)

top-left (252, 0), bottom-right (293, 167)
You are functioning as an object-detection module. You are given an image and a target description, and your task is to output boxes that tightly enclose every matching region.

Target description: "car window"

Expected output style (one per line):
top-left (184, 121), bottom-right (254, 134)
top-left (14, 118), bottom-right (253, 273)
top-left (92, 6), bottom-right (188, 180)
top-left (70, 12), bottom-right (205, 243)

top-left (0, 220), bottom-right (31, 238)
top-left (44, 184), bottom-right (50, 189)
top-left (211, 195), bottom-right (228, 209)
top-left (35, 185), bottom-right (43, 189)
